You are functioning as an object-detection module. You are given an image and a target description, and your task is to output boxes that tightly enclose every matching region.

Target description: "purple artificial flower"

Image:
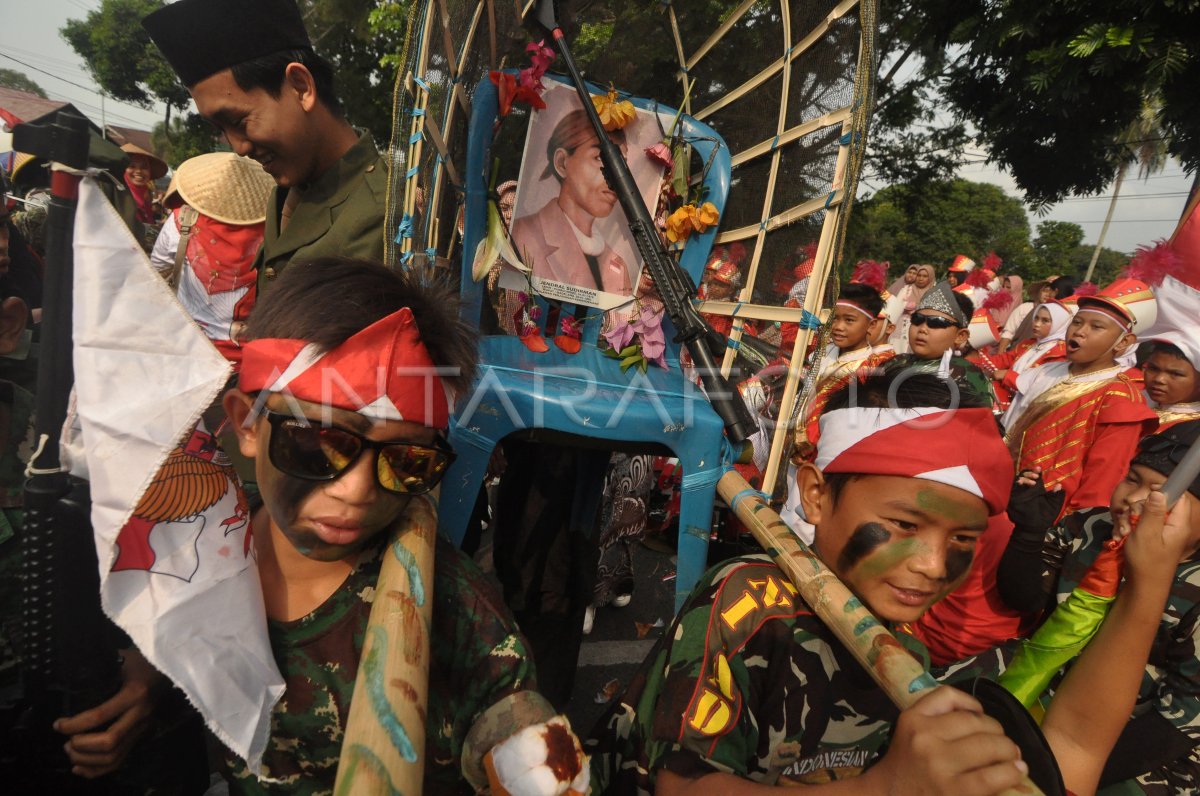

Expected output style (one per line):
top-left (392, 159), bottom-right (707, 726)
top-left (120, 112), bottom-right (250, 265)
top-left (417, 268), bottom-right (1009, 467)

top-left (603, 317), bottom-right (636, 351)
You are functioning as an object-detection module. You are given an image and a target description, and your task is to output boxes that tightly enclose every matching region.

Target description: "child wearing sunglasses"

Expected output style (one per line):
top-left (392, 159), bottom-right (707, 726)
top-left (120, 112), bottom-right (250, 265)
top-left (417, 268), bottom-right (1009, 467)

top-left (218, 258), bottom-right (585, 794)
top-left (997, 419), bottom-right (1200, 793)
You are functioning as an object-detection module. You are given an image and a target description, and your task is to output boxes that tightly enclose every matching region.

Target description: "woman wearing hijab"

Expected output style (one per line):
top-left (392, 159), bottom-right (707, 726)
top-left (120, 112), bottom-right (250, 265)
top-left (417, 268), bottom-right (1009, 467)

top-left (978, 300), bottom-right (1072, 414)
top-left (888, 263), bottom-right (935, 353)
top-left (999, 278), bottom-right (1057, 352)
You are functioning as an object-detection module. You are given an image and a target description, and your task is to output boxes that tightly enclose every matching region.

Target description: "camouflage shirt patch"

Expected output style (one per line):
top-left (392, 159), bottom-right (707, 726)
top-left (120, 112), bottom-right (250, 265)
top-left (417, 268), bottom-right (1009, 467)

top-left (589, 554), bottom-right (929, 793)
top-left (222, 534), bottom-right (538, 795)
top-left (1056, 509), bottom-right (1200, 791)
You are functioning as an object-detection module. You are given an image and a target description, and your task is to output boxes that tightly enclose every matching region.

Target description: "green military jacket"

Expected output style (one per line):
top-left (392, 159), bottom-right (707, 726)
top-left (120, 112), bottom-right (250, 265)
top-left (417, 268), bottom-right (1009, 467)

top-left (254, 132), bottom-right (388, 293)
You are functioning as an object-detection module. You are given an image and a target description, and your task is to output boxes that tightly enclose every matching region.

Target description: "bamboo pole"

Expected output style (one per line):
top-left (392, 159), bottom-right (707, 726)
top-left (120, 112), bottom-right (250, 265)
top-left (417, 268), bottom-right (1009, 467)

top-left (716, 470), bottom-right (1045, 796)
top-left (334, 496), bottom-right (438, 795)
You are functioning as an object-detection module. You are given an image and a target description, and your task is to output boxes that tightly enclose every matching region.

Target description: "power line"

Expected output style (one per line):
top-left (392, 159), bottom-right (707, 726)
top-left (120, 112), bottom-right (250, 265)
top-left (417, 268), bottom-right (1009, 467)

top-left (1071, 218), bottom-right (1183, 223)
top-left (0, 51), bottom-right (160, 116)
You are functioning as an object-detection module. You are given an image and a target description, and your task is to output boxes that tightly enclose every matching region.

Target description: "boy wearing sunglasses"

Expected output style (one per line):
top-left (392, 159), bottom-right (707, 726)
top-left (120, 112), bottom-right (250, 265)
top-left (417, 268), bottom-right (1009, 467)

top-left (218, 259), bottom-right (583, 793)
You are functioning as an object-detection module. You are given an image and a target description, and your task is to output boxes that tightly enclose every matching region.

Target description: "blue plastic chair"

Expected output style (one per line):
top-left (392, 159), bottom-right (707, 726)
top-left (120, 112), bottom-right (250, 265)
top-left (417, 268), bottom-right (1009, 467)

top-left (440, 74), bottom-right (732, 610)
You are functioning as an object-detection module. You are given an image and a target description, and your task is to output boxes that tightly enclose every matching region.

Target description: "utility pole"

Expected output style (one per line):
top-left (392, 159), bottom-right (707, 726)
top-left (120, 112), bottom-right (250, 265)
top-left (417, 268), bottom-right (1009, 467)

top-left (1085, 164), bottom-right (1126, 283)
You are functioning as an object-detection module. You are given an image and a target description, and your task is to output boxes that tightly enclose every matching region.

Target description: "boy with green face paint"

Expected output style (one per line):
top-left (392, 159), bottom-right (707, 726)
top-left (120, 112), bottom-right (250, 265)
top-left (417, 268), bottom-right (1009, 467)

top-left (590, 371), bottom-right (1040, 795)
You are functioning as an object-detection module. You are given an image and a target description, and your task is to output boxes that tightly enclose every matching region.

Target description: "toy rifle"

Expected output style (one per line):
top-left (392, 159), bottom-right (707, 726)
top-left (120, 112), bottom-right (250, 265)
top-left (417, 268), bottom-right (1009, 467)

top-left (10, 112), bottom-right (123, 789)
top-left (529, 0), bottom-right (756, 444)
top-left (715, 469), bottom-right (1053, 796)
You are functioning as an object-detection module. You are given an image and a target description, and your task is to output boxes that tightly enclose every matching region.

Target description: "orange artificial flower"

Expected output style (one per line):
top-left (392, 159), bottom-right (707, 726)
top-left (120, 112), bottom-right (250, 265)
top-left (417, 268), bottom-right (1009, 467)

top-left (694, 201), bottom-right (720, 232)
top-left (665, 202), bottom-right (721, 243)
top-left (592, 87), bottom-right (637, 131)
top-left (665, 205), bottom-right (696, 243)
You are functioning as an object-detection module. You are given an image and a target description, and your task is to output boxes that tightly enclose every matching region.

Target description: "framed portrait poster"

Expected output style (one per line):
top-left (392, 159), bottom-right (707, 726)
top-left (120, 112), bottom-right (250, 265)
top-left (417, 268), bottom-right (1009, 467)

top-left (500, 80), bottom-right (669, 310)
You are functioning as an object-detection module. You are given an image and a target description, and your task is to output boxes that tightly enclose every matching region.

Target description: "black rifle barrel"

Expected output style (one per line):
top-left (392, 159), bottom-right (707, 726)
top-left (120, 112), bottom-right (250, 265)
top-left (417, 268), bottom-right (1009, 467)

top-left (540, 22), bottom-right (755, 443)
top-left (14, 112), bottom-right (121, 744)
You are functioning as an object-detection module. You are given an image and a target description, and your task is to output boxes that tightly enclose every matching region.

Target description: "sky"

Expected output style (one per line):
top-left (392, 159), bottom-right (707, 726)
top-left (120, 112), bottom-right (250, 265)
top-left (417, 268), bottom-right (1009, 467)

top-left (4, 0), bottom-right (1196, 256)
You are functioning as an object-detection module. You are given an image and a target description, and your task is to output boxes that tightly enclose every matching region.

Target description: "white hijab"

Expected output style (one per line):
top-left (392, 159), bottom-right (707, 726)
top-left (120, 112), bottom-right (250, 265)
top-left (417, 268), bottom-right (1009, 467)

top-left (1012, 302), bottom-right (1072, 374)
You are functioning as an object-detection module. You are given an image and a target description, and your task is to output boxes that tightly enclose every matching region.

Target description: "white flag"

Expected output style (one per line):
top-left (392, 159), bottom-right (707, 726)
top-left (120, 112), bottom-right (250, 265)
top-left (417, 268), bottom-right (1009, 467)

top-left (71, 179), bottom-right (283, 772)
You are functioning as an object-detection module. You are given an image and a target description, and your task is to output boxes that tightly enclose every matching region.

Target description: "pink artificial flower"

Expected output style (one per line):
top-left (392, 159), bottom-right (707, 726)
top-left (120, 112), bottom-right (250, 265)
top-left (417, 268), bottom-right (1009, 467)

top-left (645, 141), bottom-right (674, 170)
top-left (528, 304), bottom-right (543, 321)
top-left (603, 317), bottom-right (636, 351)
top-left (560, 316), bottom-right (582, 339)
top-left (526, 40), bottom-right (556, 75)
top-left (632, 306), bottom-right (668, 368)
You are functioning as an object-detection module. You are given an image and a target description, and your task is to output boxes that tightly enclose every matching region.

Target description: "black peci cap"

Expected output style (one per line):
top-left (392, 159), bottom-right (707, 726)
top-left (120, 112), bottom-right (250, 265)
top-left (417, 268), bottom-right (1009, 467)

top-left (142, 0), bottom-right (313, 87)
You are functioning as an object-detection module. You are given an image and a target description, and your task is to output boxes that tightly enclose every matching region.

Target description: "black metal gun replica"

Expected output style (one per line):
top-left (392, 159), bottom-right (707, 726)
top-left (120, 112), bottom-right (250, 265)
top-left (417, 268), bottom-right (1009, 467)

top-left (7, 112), bottom-right (123, 791)
top-left (530, 0), bottom-right (757, 444)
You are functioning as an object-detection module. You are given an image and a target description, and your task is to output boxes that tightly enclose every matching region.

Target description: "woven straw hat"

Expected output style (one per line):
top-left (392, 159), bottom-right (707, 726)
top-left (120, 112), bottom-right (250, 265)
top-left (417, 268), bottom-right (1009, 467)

top-left (173, 152), bottom-right (275, 225)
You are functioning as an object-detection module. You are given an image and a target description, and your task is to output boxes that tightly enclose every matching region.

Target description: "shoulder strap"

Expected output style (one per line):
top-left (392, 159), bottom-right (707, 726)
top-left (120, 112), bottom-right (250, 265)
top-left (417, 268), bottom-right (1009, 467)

top-left (169, 206), bottom-right (199, 290)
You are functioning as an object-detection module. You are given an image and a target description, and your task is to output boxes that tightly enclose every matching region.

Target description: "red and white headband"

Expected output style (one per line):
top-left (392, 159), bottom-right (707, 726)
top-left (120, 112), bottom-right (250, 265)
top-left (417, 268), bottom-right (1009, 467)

top-left (816, 406), bottom-right (1012, 515)
top-left (239, 307), bottom-right (453, 428)
top-left (835, 300), bottom-right (877, 321)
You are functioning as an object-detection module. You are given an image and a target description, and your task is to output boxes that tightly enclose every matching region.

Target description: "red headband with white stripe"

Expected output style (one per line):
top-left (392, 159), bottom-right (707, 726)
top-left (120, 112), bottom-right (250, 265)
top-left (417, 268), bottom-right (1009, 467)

top-left (816, 407), bottom-right (1012, 514)
top-left (238, 307), bottom-right (451, 427)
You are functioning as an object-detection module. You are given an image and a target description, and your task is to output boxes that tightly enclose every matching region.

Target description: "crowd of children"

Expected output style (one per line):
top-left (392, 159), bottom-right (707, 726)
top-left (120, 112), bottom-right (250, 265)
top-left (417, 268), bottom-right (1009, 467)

top-left (2, 0), bottom-right (1199, 790)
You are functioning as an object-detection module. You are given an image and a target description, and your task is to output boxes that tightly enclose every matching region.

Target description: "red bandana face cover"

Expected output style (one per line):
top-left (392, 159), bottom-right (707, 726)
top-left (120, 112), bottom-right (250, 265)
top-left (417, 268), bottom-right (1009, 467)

top-left (238, 307), bottom-right (452, 428)
top-left (816, 407), bottom-right (1013, 515)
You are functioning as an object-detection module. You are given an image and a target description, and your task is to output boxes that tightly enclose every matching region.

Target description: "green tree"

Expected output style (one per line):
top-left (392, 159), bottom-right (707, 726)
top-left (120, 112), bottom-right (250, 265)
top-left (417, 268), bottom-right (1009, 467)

top-left (0, 68), bottom-right (47, 97)
top-left (61, 0), bottom-right (189, 116)
top-left (1029, 220), bottom-right (1085, 280)
top-left (844, 179), bottom-right (1033, 270)
top-left (869, 0), bottom-right (1199, 205)
top-left (151, 114), bottom-right (223, 169)
top-left (63, 0), bottom-right (399, 141)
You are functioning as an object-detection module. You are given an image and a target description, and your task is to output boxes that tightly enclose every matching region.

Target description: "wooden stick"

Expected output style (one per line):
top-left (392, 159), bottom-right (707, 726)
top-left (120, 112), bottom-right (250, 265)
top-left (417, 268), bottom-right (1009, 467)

top-left (334, 496), bottom-right (437, 795)
top-left (716, 470), bottom-right (1045, 796)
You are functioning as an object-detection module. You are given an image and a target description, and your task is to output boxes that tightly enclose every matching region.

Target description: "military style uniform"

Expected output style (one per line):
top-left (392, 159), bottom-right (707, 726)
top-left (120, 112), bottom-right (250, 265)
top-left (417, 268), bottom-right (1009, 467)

top-left (588, 555), bottom-right (928, 793)
top-left (1052, 511), bottom-right (1200, 793)
top-left (222, 534), bottom-right (553, 795)
top-left (254, 132), bottom-right (388, 293)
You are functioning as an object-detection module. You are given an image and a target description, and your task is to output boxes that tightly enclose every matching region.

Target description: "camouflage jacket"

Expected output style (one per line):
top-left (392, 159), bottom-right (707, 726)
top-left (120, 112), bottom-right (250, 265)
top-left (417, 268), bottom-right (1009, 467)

top-left (1054, 510), bottom-right (1200, 793)
top-left (223, 534), bottom-right (551, 795)
top-left (588, 554), bottom-right (930, 793)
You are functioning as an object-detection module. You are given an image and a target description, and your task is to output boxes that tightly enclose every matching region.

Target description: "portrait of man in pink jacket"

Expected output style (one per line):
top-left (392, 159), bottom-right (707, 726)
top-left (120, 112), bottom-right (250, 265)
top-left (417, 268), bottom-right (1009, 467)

top-left (512, 108), bottom-right (635, 296)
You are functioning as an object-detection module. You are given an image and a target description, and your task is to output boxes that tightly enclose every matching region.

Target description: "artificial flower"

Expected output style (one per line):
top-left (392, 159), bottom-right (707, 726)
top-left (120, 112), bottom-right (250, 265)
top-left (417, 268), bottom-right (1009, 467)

top-left (645, 141), bottom-right (674, 170)
top-left (490, 71), bottom-right (547, 117)
top-left (631, 306), bottom-right (668, 369)
top-left (694, 201), bottom-right (719, 232)
top-left (665, 205), bottom-right (696, 243)
top-left (560, 315), bottom-right (582, 339)
top-left (603, 317), bottom-right (636, 351)
top-left (592, 87), bottom-right (637, 131)
top-left (528, 304), bottom-right (543, 321)
top-left (526, 39), bottom-right (556, 75)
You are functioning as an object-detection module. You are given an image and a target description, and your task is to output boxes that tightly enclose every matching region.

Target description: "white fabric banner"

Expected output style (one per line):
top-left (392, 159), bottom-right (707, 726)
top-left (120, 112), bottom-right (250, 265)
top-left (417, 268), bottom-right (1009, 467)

top-left (70, 179), bottom-right (283, 772)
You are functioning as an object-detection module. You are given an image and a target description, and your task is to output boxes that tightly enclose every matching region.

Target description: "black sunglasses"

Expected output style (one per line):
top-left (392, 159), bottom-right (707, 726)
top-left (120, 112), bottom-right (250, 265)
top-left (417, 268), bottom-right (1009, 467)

top-left (264, 410), bottom-right (455, 495)
top-left (910, 312), bottom-right (961, 330)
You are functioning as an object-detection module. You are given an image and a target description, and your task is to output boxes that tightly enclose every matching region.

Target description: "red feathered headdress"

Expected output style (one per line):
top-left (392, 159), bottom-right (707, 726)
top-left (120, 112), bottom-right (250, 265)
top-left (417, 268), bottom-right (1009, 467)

top-left (1123, 240), bottom-right (1181, 288)
top-left (1073, 281), bottom-right (1099, 298)
top-left (982, 251), bottom-right (1002, 272)
top-left (965, 268), bottom-right (992, 288)
top-left (850, 259), bottom-right (889, 292)
top-left (981, 290), bottom-right (1014, 311)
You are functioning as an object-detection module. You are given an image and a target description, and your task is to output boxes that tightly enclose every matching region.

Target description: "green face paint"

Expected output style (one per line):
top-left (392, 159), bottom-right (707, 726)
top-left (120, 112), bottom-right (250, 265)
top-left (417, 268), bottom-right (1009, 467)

top-left (916, 486), bottom-right (986, 528)
top-left (855, 536), bottom-right (925, 579)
